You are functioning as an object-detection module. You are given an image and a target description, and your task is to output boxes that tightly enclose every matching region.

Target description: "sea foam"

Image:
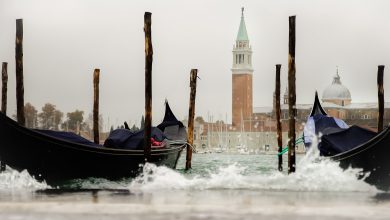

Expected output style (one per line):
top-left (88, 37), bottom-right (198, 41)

top-left (129, 139), bottom-right (377, 192)
top-left (0, 168), bottom-right (49, 190)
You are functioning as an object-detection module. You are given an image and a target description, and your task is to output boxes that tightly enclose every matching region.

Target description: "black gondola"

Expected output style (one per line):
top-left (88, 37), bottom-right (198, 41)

top-left (307, 92), bottom-right (390, 190)
top-left (0, 102), bottom-right (187, 183)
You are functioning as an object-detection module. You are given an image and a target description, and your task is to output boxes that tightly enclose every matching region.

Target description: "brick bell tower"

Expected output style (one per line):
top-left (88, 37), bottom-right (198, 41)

top-left (232, 7), bottom-right (253, 128)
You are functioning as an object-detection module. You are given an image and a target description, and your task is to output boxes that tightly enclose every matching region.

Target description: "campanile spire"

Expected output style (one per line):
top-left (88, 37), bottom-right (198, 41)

top-left (231, 7), bottom-right (253, 128)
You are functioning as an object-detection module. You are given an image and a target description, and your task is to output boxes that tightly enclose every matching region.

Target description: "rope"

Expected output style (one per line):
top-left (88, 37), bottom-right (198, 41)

top-left (186, 143), bottom-right (196, 152)
top-left (277, 136), bottom-right (304, 156)
top-left (166, 140), bottom-right (197, 153)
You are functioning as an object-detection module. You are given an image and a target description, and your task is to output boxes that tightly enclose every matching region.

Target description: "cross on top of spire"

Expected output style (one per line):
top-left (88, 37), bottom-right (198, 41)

top-left (333, 66), bottom-right (341, 84)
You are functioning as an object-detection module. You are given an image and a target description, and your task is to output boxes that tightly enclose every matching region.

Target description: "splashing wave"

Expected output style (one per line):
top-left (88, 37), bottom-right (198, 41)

top-left (0, 168), bottom-right (49, 190)
top-left (130, 146), bottom-right (377, 192)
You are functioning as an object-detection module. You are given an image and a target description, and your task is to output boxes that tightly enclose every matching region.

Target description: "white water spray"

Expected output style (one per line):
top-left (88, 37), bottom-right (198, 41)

top-left (129, 136), bottom-right (376, 192)
top-left (0, 168), bottom-right (49, 190)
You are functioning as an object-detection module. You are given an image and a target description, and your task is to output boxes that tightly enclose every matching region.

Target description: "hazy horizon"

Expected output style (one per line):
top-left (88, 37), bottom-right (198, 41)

top-left (1, 0), bottom-right (390, 130)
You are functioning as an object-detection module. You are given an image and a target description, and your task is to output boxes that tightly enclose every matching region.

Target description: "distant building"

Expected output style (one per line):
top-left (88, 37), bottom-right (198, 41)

top-left (322, 69), bottom-right (351, 106)
top-left (189, 8), bottom-right (292, 153)
top-left (232, 7), bottom-right (253, 129)
top-left (190, 8), bottom-right (389, 153)
top-left (275, 71), bottom-right (390, 132)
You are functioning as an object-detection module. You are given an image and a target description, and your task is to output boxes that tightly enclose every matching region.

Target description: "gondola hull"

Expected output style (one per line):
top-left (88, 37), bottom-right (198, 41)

top-left (0, 113), bottom-right (186, 183)
top-left (307, 92), bottom-right (390, 190)
top-left (331, 127), bottom-right (390, 190)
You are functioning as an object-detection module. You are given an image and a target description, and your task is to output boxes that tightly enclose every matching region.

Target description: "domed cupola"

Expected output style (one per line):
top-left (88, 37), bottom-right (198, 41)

top-left (322, 68), bottom-right (351, 106)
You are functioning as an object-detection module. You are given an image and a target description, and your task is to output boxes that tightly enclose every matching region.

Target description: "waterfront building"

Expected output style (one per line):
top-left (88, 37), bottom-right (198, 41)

top-left (190, 8), bottom-right (390, 153)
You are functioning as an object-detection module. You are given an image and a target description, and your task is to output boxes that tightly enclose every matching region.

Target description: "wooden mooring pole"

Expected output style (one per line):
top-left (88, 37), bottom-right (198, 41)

top-left (0, 62), bottom-right (7, 172)
top-left (93, 69), bottom-right (100, 144)
top-left (275, 64), bottom-right (283, 172)
top-left (16, 19), bottom-right (25, 126)
top-left (186, 69), bottom-right (198, 170)
top-left (144, 12), bottom-right (153, 163)
top-left (1, 62), bottom-right (8, 114)
top-left (377, 65), bottom-right (385, 132)
top-left (288, 16), bottom-right (296, 174)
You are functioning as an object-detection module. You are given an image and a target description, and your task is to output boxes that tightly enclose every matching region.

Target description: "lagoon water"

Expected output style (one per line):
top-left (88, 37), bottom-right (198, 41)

top-left (0, 152), bottom-right (390, 220)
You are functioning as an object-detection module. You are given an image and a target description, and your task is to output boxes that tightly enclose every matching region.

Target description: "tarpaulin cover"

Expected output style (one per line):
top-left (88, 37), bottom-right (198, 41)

top-left (319, 125), bottom-right (376, 156)
top-left (35, 129), bottom-right (101, 147)
top-left (103, 101), bottom-right (186, 149)
top-left (103, 127), bottom-right (166, 150)
top-left (304, 114), bottom-right (348, 148)
top-left (33, 101), bottom-right (185, 150)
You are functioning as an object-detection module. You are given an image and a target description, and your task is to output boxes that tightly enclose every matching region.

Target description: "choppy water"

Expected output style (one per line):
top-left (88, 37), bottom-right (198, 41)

top-left (0, 150), bottom-right (390, 220)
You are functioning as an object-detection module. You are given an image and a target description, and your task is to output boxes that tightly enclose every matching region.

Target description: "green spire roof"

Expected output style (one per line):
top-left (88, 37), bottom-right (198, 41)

top-left (236, 7), bottom-right (249, 41)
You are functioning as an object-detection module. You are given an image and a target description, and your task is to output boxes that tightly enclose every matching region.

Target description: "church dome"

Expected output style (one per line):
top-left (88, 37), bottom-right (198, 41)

top-left (322, 72), bottom-right (351, 101)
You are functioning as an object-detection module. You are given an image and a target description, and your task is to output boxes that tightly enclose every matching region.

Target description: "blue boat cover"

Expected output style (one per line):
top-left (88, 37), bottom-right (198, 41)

top-left (103, 101), bottom-right (184, 149)
top-left (304, 114), bottom-right (377, 156)
top-left (35, 129), bottom-right (101, 147)
top-left (33, 101), bottom-right (184, 150)
top-left (35, 127), bottom-right (167, 150)
top-left (319, 125), bottom-right (376, 156)
top-left (304, 114), bottom-right (349, 148)
top-left (103, 127), bottom-right (166, 150)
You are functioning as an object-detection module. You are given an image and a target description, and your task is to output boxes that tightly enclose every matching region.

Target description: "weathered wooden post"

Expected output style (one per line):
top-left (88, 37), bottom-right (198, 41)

top-left (275, 64), bottom-right (283, 171)
top-left (186, 69), bottom-right (198, 170)
top-left (377, 65), bottom-right (385, 132)
top-left (16, 19), bottom-right (25, 126)
top-left (144, 12), bottom-right (153, 162)
top-left (1, 62), bottom-right (7, 172)
top-left (1, 62), bottom-right (7, 114)
top-left (93, 69), bottom-right (100, 144)
top-left (288, 16), bottom-right (296, 174)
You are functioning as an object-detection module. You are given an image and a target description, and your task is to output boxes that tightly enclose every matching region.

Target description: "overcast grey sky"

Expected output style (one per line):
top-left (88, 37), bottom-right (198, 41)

top-left (1, 0), bottom-right (389, 130)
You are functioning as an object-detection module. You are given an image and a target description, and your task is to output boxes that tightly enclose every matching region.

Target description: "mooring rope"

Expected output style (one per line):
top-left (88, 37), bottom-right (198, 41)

top-left (166, 140), bottom-right (196, 152)
top-left (277, 136), bottom-right (304, 156)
